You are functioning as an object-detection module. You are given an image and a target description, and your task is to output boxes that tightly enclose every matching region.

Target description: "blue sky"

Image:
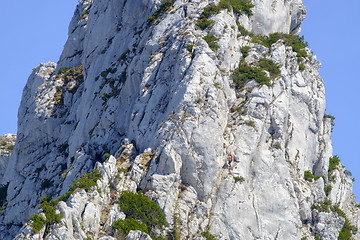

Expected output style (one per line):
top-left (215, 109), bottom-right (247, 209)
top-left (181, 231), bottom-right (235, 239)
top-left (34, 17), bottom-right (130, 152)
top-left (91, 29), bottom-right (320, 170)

top-left (0, 1), bottom-right (359, 198)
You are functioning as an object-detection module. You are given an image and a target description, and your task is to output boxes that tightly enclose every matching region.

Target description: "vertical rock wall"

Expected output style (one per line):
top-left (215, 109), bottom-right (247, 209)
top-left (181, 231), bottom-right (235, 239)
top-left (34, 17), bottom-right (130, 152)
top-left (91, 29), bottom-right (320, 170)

top-left (0, 0), bottom-right (359, 239)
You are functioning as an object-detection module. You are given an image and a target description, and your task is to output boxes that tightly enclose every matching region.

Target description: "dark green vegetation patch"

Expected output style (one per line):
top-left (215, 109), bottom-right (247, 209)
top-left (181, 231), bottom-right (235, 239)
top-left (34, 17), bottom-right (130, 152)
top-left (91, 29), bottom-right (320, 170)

top-left (232, 58), bottom-right (280, 89)
top-left (203, 34), bottom-right (220, 52)
top-left (28, 197), bottom-right (62, 234)
top-left (113, 218), bottom-right (149, 235)
top-left (28, 169), bottom-right (101, 234)
top-left (252, 33), bottom-right (308, 60)
top-left (201, 231), bottom-right (216, 240)
top-left (196, 1), bottom-right (254, 30)
top-left (195, 5), bottom-right (219, 30)
top-left (304, 170), bottom-right (321, 182)
top-left (147, 0), bottom-right (176, 25)
top-left (115, 191), bottom-right (165, 237)
top-left (218, 0), bottom-right (254, 16)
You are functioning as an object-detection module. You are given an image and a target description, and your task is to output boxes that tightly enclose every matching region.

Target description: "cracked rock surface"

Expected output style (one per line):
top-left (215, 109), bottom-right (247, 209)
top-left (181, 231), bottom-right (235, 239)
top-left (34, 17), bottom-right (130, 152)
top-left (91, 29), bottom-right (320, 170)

top-left (0, 0), bottom-right (359, 239)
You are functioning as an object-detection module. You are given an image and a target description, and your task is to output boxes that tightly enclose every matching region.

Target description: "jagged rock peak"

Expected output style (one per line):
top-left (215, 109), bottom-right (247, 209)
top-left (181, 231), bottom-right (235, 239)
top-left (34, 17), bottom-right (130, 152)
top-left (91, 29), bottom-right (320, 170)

top-left (0, 0), bottom-right (359, 239)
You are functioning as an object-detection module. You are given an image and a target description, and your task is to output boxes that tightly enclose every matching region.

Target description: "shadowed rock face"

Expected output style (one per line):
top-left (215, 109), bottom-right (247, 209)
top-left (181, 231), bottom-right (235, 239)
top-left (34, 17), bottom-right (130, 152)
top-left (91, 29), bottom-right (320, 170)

top-left (0, 0), bottom-right (359, 239)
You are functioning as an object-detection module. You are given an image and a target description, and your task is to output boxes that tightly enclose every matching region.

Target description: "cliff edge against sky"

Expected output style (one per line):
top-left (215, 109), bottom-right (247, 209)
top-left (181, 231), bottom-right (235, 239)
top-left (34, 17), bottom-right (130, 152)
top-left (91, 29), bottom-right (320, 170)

top-left (0, 0), bottom-right (358, 239)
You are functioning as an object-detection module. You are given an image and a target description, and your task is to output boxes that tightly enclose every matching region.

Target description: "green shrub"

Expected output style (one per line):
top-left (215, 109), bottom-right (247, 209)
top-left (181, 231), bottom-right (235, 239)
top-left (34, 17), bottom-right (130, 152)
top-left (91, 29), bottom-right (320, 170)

top-left (28, 197), bottom-right (62, 234)
top-left (272, 143), bottom-right (281, 149)
top-left (240, 46), bottom-right (250, 58)
top-left (28, 213), bottom-right (46, 233)
top-left (195, 4), bottom-right (220, 30)
top-left (236, 21), bottom-right (252, 36)
top-left (29, 170), bottom-right (102, 233)
top-left (232, 61), bottom-right (271, 88)
top-left (39, 198), bottom-right (62, 225)
top-left (312, 198), bottom-right (331, 213)
top-left (186, 44), bottom-right (194, 52)
top-left (338, 215), bottom-right (358, 239)
top-left (201, 231), bottom-right (216, 240)
top-left (119, 191), bottom-right (165, 231)
top-left (54, 87), bottom-right (63, 105)
top-left (233, 176), bottom-right (245, 183)
top-left (299, 63), bottom-right (305, 71)
top-left (252, 33), bottom-right (308, 60)
top-left (233, 107), bottom-right (247, 115)
top-left (69, 169), bottom-right (101, 192)
top-left (103, 153), bottom-right (111, 161)
top-left (196, 18), bottom-right (215, 30)
top-left (328, 155), bottom-right (340, 172)
top-left (52, 169), bottom-right (102, 206)
top-left (303, 170), bottom-right (320, 182)
top-left (245, 120), bottom-right (255, 128)
top-left (203, 34), bottom-right (220, 52)
top-left (147, 0), bottom-right (176, 25)
top-left (201, 5), bottom-right (220, 19)
top-left (338, 219), bottom-right (357, 240)
top-left (324, 185), bottom-right (332, 196)
top-left (257, 58), bottom-right (280, 78)
top-left (58, 67), bottom-right (70, 74)
top-left (218, 0), bottom-right (254, 16)
top-left (118, 167), bottom-right (128, 174)
top-left (324, 114), bottom-right (335, 132)
top-left (113, 218), bottom-right (149, 235)
top-left (330, 204), bottom-right (358, 239)
top-left (57, 65), bottom-right (84, 84)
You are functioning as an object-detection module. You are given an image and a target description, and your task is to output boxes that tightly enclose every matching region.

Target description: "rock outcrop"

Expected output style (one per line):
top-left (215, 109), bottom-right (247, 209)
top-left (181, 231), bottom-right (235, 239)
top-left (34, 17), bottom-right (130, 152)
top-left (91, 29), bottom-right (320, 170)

top-left (0, 0), bottom-right (359, 239)
top-left (0, 134), bottom-right (16, 180)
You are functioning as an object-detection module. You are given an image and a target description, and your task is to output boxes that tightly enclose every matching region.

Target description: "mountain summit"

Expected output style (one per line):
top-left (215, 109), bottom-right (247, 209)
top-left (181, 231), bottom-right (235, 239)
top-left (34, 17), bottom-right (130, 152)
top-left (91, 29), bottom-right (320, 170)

top-left (0, 0), bottom-right (358, 239)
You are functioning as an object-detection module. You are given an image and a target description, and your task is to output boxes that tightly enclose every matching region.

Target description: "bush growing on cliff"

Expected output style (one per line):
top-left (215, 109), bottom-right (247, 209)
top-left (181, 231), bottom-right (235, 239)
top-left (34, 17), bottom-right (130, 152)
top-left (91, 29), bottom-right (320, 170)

top-left (201, 4), bottom-right (221, 19)
top-left (196, 18), bottom-right (215, 30)
top-left (195, 5), bottom-right (219, 30)
top-left (303, 170), bottom-right (321, 182)
top-left (232, 61), bottom-right (271, 88)
top-left (147, 0), bottom-right (176, 25)
top-left (113, 218), bottom-right (149, 235)
top-left (252, 33), bottom-right (308, 59)
top-left (257, 58), bottom-right (280, 78)
top-left (201, 231), bottom-right (216, 240)
top-left (219, 0), bottom-right (254, 16)
top-left (328, 155), bottom-right (340, 172)
top-left (324, 114), bottom-right (335, 132)
top-left (203, 34), bottom-right (220, 51)
top-left (240, 46), bottom-right (250, 58)
top-left (331, 204), bottom-right (358, 239)
top-left (28, 213), bottom-right (46, 233)
top-left (52, 169), bottom-right (101, 206)
top-left (118, 191), bottom-right (165, 233)
top-left (28, 197), bottom-right (62, 234)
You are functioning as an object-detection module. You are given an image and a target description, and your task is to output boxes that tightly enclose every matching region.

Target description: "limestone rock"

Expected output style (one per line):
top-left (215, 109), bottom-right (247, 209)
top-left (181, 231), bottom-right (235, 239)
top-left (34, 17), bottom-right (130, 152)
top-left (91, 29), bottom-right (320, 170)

top-left (0, 134), bottom-right (16, 179)
top-left (0, 0), bottom-right (359, 239)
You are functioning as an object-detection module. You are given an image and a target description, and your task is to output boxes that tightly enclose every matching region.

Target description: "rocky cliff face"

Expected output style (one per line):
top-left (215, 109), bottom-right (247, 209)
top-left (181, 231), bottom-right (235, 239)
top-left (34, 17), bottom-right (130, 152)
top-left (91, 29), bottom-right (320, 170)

top-left (0, 134), bottom-right (16, 180)
top-left (1, 0), bottom-right (359, 239)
